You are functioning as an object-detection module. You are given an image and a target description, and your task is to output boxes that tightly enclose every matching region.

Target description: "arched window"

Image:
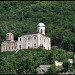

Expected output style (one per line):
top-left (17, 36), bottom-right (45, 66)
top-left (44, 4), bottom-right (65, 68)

top-left (44, 39), bottom-right (45, 42)
top-left (34, 43), bottom-right (36, 48)
top-left (20, 45), bottom-right (21, 49)
top-left (28, 46), bottom-right (30, 49)
top-left (34, 36), bottom-right (36, 39)
top-left (28, 37), bottom-right (30, 40)
top-left (40, 37), bottom-right (41, 40)
top-left (34, 35), bottom-right (37, 40)
top-left (9, 47), bottom-right (10, 50)
top-left (12, 46), bottom-right (13, 49)
top-left (41, 29), bottom-right (42, 33)
top-left (38, 29), bottom-right (39, 32)
top-left (15, 46), bottom-right (16, 49)
top-left (20, 38), bottom-right (21, 41)
top-left (6, 47), bottom-right (7, 50)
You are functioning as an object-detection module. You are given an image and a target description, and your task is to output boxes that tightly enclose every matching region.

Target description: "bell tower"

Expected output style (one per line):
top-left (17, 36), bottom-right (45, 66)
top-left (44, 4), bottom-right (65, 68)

top-left (6, 33), bottom-right (14, 41)
top-left (37, 23), bottom-right (45, 35)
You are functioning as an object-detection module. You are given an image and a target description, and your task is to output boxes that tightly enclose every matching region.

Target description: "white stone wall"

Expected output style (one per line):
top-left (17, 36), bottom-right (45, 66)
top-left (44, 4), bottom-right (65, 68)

top-left (37, 26), bottom-right (45, 35)
top-left (55, 60), bottom-right (63, 67)
top-left (37, 23), bottom-right (45, 35)
top-left (17, 33), bottom-right (38, 50)
top-left (1, 32), bottom-right (51, 52)
top-left (17, 33), bottom-right (51, 50)
top-left (1, 41), bottom-right (17, 52)
top-left (38, 33), bottom-right (51, 50)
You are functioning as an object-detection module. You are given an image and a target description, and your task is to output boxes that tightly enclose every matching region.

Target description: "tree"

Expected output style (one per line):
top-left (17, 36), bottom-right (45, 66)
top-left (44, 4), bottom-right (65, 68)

top-left (62, 61), bottom-right (70, 72)
top-left (45, 64), bottom-right (58, 74)
top-left (17, 58), bottom-right (35, 74)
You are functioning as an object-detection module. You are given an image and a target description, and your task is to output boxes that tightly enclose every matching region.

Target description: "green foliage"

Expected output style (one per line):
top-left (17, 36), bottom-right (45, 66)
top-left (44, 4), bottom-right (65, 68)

top-left (0, 1), bottom-right (75, 74)
top-left (45, 64), bottom-right (58, 74)
top-left (46, 48), bottom-right (72, 64)
top-left (62, 61), bottom-right (75, 73)
top-left (0, 1), bottom-right (75, 52)
top-left (0, 48), bottom-right (73, 74)
top-left (62, 61), bottom-right (70, 72)
top-left (17, 58), bottom-right (35, 74)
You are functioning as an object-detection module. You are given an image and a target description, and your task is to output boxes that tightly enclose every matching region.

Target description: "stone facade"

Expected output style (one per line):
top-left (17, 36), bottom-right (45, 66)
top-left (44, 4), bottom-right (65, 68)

top-left (1, 23), bottom-right (51, 52)
top-left (17, 33), bottom-right (51, 50)
top-left (1, 33), bottom-right (17, 52)
top-left (1, 41), bottom-right (17, 52)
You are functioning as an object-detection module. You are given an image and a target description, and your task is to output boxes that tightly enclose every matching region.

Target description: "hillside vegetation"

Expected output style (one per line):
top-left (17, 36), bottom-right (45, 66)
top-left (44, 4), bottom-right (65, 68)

top-left (0, 48), bottom-right (73, 74)
top-left (0, 1), bottom-right (75, 52)
top-left (0, 1), bottom-right (75, 74)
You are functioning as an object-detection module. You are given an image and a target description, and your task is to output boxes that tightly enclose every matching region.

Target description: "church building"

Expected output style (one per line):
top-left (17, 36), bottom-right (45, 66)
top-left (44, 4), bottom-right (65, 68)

top-left (17, 23), bottom-right (51, 50)
top-left (1, 23), bottom-right (51, 52)
top-left (1, 33), bottom-right (17, 52)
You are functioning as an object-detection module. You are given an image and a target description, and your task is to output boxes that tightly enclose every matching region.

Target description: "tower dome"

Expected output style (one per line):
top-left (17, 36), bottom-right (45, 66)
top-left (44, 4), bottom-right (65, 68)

top-left (37, 23), bottom-right (45, 27)
top-left (37, 23), bottom-right (45, 35)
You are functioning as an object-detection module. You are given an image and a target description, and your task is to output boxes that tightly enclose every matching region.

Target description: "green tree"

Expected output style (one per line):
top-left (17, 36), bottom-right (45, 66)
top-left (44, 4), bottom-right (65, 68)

top-left (45, 64), bottom-right (58, 74)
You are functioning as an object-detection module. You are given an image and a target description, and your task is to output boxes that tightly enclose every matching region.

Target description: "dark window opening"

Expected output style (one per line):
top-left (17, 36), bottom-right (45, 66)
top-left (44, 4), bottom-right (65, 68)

top-left (9, 47), bottom-right (10, 50)
top-left (41, 29), bottom-right (42, 33)
top-left (28, 46), bottom-right (30, 49)
top-left (14, 43), bottom-right (16, 46)
top-left (12, 46), bottom-right (13, 49)
top-left (20, 38), bottom-right (21, 41)
top-left (15, 46), bottom-right (16, 49)
top-left (34, 36), bottom-right (36, 39)
top-left (38, 29), bottom-right (39, 32)
top-left (6, 47), bottom-right (7, 50)
top-left (20, 45), bottom-right (21, 49)
top-left (40, 37), bottom-right (41, 40)
top-left (28, 37), bottom-right (30, 40)
top-left (34, 43), bottom-right (36, 47)
top-left (44, 39), bottom-right (45, 42)
top-left (42, 69), bottom-right (45, 72)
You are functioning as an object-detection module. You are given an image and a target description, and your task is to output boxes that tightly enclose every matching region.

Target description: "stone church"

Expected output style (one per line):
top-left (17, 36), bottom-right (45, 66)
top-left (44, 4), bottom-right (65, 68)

top-left (1, 23), bottom-right (51, 52)
top-left (1, 33), bottom-right (17, 52)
